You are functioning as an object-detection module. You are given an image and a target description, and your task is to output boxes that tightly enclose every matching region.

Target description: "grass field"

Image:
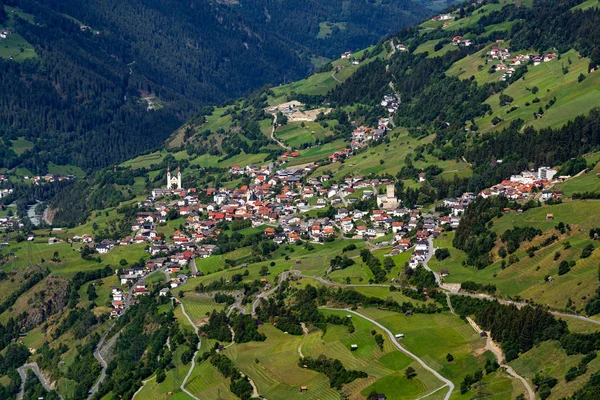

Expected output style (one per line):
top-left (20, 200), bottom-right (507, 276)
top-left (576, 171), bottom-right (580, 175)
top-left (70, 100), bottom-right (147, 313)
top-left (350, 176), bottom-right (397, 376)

top-left (509, 340), bottom-right (600, 399)
top-left (357, 308), bottom-right (522, 399)
top-left (135, 344), bottom-right (195, 399)
top-left (556, 157), bottom-right (600, 196)
top-left (47, 162), bottom-right (86, 177)
top-left (446, 44), bottom-right (506, 85)
top-left (0, 6), bottom-right (37, 62)
top-left (571, 0), bottom-right (600, 11)
top-left (275, 121), bottom-right (336, 149)
top-left (0, 31), bottom-right (37, 61)
top-left (311, 130), bottom-right (471, 181)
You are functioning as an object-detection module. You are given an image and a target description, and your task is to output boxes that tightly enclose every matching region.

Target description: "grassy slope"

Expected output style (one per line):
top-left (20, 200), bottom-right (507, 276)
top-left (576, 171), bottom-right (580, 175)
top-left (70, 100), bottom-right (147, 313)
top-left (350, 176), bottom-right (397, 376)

top-left (430, 201), bottom-right (600, 313)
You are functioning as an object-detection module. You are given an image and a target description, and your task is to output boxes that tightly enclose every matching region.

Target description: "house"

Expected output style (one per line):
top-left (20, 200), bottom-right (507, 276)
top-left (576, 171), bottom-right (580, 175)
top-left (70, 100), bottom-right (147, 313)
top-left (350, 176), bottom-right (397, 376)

top-left (440, 269), bottom-right (449, 277)
top-left (541, 190), bottom-right (553, 201)
top-left (120, 274), bottom-right (137, 285)
top-left (95, 244), bottom-right (110, 254)
top-left (159, 288), bottom-right (170, 297)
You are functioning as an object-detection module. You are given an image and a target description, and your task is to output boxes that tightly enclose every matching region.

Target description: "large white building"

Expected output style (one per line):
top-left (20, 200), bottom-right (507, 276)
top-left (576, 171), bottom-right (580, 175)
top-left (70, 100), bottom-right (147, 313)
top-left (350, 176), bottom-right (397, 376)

top-left (538, 167), bottom-right (556, 181)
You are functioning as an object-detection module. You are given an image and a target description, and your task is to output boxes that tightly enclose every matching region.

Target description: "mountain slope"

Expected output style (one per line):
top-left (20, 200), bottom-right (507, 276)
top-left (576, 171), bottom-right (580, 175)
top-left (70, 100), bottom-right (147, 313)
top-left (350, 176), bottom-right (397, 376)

top-left (0, 0), bottom-right (441, 174)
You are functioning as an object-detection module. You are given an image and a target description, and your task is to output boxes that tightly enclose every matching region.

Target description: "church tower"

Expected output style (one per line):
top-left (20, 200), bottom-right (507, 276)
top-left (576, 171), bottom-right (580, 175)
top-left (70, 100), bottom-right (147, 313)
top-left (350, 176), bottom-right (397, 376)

top-left (177, 166), bottom-right (182, 190)
top-left (166, 166), bottom-right (182, 189)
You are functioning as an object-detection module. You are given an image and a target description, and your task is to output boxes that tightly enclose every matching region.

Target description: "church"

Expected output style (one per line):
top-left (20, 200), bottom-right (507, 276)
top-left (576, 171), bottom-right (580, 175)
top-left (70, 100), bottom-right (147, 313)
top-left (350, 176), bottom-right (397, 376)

top-left (167, 166), bottom-right (182, 190)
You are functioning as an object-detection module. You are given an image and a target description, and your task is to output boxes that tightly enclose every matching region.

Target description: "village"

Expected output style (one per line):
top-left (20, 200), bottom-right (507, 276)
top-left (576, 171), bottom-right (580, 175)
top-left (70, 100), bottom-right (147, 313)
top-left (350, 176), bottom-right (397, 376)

top-left (89, 156), bottom-right (566, 320)
top-left (486, 42), bottom-right (558, 81)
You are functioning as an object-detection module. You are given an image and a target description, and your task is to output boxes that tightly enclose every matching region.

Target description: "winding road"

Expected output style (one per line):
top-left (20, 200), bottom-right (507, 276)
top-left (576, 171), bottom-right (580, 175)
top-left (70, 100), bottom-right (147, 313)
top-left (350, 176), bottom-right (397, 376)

top-left (269, 113), bottom-right (291, 151)
top-left (87, 325), bottom-right (115, 399)
top-left (178, 301), bottom-right (202, 400)
top-left (17, 363), bottom-right (63, 400)
top-left (322, 307), bottom-right (455, 400)
top-left (465, 317), bottom-right (535, 400)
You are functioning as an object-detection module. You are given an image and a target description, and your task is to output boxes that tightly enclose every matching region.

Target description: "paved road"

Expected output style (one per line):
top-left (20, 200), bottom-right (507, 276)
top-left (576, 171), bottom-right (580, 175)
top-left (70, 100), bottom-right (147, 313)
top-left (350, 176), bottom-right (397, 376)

top-left (227, 293), bottom-right (247, 317)
top-left (422, 238), bottom-right (441, 286)
top-left (269, 113), bottom-right (291, 151)
top-left (252, 270), bottom-right (300, 315)
top-left (87, 324), bottom-right (115, 399)
top-left (189, 258), bottom-right (198, 275)
top-left (178, 301), bottom-right (202, 400)
top-left (331, 69), bottom-right (342, 84)
top-left (17, 363), bottom-right (63, 400)
top-left (322, 307), bottom-right (454, 400)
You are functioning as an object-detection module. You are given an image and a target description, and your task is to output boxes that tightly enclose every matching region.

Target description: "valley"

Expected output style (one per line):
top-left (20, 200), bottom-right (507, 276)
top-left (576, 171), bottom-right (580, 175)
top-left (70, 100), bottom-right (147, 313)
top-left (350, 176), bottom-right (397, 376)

top-left (1, 0), bottom-right (600, 399)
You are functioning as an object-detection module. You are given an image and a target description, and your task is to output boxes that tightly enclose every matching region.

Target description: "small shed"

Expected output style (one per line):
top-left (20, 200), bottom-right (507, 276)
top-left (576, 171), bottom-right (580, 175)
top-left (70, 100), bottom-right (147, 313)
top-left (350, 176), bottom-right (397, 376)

top-left (480, 332), bottom-right (488, 338)
top-left (546, 213), bottom-right (553, 221)
top-left (350, 344), bottom-right (358, 351)
top-left (300, 386), bottom-right (308, 393)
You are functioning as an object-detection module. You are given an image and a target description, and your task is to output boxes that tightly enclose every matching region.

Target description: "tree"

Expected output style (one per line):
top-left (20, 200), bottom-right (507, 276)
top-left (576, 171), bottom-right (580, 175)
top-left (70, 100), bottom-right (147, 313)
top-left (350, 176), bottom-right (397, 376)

top-left (84, 285), bottom-right (97, 303)
top-left (405, 366), bottom-right (417, 379)
top-left (156, 369), bottom-right (166, 383)
top-left (259, 266), bottom-right (269, 276)
top-left (446, 353), bottom-right (454, 362)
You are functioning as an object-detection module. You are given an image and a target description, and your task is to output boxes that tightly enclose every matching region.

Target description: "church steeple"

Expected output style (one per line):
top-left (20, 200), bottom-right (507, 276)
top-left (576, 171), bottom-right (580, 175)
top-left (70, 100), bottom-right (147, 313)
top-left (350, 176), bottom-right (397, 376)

top-left (177, 166), bottom-right (182, 190)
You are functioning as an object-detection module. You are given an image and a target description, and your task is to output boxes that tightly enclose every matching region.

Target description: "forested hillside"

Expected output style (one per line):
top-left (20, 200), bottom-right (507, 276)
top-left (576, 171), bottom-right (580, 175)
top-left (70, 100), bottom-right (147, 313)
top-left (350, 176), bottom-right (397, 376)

top-left (0, 0), bottom-right (440, 174)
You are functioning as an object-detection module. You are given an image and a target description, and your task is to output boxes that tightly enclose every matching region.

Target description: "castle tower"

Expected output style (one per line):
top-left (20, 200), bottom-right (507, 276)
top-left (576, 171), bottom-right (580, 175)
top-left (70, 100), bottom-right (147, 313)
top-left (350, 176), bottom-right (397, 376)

top-left (387, 184), bottom-right (394, 199)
